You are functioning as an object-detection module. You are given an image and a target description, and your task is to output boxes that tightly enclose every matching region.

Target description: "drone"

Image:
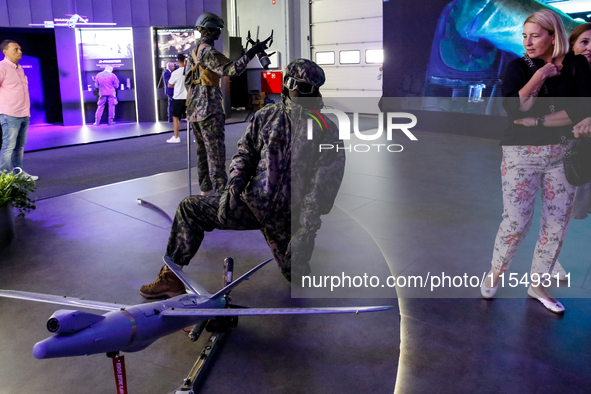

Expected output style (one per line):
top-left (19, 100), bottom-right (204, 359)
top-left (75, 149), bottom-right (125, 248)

top-left (0, 257), bottom-right (391, 392)
top-left (29, 14), bottom-right (117, 29)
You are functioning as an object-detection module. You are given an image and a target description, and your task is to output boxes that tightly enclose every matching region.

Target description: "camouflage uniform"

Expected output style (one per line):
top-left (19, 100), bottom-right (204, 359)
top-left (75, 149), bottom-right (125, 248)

top-left (184, 37), bottom-right (251, 193)
top-left (167, 61), bottom-right (345, 280)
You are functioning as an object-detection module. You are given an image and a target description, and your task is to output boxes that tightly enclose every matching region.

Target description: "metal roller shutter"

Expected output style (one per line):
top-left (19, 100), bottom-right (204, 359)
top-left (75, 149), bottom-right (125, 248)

top-left (310, 0), bottom-right (383, 99)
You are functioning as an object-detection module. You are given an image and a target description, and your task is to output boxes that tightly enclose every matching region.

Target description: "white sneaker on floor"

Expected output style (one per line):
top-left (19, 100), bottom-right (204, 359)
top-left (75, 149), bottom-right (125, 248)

top-left (167, 136), bottom-right (181, 143)
top-left (21, 171), bottom-right (39, 181)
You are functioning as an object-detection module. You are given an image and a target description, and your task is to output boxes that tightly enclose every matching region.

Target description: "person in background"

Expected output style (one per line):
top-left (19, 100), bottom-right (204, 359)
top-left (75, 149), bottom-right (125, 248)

top-left (139, 59), bottom-right (345, 298)
top-left (166, 54), bottom-right (187, 143)
top-left (163, 62), bottom-right (175, 122)
top-left (184, 12), bottom-right (268, 196)
top-left (93, 65), bottom-right (119, 126)
top-left (480, 10), bottom-right (591, 313)
top-left (567, 23), bottom-right (591, 220)
top-left (0, 40), bottom-right (37, 181)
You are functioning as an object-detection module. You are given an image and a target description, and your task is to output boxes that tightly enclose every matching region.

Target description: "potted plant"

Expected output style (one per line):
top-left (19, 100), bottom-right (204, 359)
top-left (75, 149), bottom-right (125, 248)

top-left (0, 168), bottom-right (37, 250)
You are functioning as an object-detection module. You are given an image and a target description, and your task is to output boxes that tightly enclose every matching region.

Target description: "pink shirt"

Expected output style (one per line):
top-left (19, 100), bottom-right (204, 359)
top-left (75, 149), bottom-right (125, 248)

top-left (0, 57), bottom-right (30, 117)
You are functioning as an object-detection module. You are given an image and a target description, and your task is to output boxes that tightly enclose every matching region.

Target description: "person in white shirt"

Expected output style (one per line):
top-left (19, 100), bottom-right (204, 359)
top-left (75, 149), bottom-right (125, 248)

top-left (166, 54), bottom-right (187, 143)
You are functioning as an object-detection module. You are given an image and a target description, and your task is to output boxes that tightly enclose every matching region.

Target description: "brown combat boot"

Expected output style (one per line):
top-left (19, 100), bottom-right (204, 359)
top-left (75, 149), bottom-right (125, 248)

top-left (139, 265), bottom-right (186, 299)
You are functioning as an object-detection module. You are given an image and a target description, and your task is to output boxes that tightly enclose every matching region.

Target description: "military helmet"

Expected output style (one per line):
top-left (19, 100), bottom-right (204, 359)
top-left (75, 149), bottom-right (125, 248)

top-left (195, 12), bottom-right (224, 30)
top-left (285, 59), bottom-right (326, 88)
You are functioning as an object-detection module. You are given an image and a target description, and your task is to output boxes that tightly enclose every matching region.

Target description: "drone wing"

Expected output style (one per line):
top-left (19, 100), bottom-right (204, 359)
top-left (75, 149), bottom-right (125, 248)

top-left (163, 255), bottom-right (212, 296)
top-left (160, 305), bottom-right (392, 317)
top-left (0, 290), bottom-right (128, 311)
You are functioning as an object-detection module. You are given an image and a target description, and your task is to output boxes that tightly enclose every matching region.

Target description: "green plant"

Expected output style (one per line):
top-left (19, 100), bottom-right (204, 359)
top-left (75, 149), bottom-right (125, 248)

top-left (0, 169), bottom-right (37, 217)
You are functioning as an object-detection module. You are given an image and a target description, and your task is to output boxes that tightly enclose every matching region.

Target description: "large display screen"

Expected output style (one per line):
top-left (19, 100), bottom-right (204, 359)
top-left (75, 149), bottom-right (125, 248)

top-left (384, 0), bottom-right (590, 116)
top-left (155, 28), bottom-right (200, 61)
top-left (153, 27), bottom-right (201, 121)
top-left (79, 28), bottom-right (134, 71)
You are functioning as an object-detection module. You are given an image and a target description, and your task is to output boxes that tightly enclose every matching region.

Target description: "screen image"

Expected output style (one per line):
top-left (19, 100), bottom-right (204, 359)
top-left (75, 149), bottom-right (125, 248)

top-left (156, 28), bottom-right (200, 59)
top-left (79, 28), bottom-right (135, 71)
top-left (80, 29), bottom-right (133, 60)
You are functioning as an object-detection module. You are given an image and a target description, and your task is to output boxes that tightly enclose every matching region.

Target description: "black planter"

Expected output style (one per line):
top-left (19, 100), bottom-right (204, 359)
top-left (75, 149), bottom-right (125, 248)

top-left (0, 202), bottom-right (15, 251)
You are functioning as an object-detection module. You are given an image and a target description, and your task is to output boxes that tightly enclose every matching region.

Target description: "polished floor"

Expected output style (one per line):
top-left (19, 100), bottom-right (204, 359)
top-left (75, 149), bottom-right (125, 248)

top-left (1, 120), bottom-right (591, 393)
top-left (26, 110), bottom-right (250, 152)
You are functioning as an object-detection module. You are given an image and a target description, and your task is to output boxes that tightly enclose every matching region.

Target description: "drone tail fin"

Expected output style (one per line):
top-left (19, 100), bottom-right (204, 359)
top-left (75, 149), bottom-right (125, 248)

top-left (210, 258), bottom-right (273, 300)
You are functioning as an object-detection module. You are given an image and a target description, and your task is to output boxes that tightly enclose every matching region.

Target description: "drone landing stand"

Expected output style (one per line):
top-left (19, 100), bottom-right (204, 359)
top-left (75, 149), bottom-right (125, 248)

top-left (173, 317), bottom-right (237, 394)
top-left (173, 257), bottom-right (236, 394)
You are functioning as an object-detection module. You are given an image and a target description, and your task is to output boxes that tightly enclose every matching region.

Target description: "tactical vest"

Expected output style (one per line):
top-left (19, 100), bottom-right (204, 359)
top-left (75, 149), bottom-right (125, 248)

top-left (193, 43), bottom-right (221, 88)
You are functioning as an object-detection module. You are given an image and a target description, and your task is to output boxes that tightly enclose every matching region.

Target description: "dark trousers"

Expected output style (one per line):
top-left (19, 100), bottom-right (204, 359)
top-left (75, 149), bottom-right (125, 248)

top-left (167, 95), bottom-right (173, 121)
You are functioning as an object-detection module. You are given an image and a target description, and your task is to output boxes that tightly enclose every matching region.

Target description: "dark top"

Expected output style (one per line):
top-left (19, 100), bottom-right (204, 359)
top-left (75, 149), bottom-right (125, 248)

top-left (163, 69), bottom-right (174, 96)
top-left (501, 52), bottom-right (591, 146)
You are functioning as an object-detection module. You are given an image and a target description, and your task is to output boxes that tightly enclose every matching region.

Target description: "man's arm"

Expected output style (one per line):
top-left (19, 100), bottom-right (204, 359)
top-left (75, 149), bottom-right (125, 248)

top-left (168, 71), bottom-right (179, 89)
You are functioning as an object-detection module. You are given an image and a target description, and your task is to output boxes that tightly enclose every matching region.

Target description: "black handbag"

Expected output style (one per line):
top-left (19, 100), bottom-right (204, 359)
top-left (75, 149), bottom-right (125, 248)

top-left (561, 135), bottom-right (591, 186)
top-left (522, 55), bottom-right (591, 186)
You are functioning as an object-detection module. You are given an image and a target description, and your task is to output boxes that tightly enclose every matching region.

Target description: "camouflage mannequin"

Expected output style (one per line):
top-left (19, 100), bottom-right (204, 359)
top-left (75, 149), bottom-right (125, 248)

top-left (185, 12), bottom-right (267, 195)
top-left (140, 59), bottom-right (346, 298)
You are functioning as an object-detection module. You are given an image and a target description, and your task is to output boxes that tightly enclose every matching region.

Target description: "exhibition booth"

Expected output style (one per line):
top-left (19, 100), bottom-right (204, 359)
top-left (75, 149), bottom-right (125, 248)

top-left (76, 28), bottom-right (137, 125)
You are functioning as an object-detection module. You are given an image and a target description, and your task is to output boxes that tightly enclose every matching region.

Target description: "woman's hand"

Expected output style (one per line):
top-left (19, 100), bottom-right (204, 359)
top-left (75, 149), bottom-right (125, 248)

top-left (514, 117), bottom-right (537, 127)
top-left (537, 63), bottom-right (561, 79)
top-left (573, 117), bottom-right (591, 138)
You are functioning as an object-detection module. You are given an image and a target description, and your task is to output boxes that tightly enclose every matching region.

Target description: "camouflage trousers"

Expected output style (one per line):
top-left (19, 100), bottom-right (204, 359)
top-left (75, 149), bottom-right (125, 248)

top-left (166, 194), bottom-right (292, 278)
top-left (191, 114), bottom-right (227, 193)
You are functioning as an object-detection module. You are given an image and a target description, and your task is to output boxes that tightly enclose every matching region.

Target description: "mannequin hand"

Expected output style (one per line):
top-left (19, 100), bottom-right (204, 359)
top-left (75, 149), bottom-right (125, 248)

top-left (246, 41), bottom-right (269, 60)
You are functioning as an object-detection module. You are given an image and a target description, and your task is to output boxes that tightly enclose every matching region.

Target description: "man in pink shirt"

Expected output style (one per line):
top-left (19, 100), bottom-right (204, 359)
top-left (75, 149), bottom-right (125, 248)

top-left (93, 65), bottom-right (120, 126)
top-left (0, 40), bottom-right (37, 180)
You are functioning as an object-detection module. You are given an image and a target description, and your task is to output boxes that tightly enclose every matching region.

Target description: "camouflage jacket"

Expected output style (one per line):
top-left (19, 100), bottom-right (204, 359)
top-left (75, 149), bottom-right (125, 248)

top-left (184, 37), bottom-right (250, 122)
top-left (229, 96), bottom-right (346, 230)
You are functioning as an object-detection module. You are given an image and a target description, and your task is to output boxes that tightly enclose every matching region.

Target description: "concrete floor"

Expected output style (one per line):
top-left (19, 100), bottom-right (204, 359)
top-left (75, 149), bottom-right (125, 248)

top-left (1, 121), bottom-right (591, 393)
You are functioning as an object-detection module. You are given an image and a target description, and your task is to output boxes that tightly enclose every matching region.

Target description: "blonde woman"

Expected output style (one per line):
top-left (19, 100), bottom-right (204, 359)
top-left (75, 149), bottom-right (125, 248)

top-left (481, 10), bottom-right (591, 313)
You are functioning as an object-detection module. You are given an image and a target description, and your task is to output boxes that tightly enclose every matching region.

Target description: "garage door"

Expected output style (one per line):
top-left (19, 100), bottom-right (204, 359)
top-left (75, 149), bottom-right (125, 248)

top-left (310, 0), bottom-right (383, 99)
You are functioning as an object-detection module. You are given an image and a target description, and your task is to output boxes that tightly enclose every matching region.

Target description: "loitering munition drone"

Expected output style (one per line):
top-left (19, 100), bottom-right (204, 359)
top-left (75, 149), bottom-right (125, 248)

top-left (0, 257), bottom-right (392, 392)
top-left (28, 14), bottom-right (118, 29)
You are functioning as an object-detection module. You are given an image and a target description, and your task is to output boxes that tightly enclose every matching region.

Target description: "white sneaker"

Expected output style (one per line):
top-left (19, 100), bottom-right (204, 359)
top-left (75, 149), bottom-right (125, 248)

top-left (167, 136), bottom-right (181, 143)
top-left (21, 171), bottom-right (39, 181)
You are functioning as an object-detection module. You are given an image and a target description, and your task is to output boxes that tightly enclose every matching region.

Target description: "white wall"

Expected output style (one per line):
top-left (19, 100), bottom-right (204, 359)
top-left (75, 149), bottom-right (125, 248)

top-left (235, 0), bottom-right (306, 93)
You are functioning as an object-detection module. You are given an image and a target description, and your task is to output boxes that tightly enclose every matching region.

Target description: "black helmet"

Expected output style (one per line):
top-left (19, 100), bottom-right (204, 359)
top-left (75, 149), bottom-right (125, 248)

top-left (195, 12), bottom-right (224, 30)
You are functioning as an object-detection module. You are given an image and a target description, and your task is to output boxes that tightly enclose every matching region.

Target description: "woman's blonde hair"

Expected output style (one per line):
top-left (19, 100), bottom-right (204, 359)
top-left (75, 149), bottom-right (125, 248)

top-left (524, 9), bottom-right (569, 58)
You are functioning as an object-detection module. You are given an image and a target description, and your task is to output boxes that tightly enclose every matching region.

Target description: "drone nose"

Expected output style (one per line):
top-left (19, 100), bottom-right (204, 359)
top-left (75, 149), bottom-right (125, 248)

top-left (32, 342), bottom-right (47, 359)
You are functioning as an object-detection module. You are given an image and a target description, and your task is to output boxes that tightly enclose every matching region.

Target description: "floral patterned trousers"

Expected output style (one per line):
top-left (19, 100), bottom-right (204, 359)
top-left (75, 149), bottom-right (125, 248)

top-left (491, 145), bottom-right (576, 275)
